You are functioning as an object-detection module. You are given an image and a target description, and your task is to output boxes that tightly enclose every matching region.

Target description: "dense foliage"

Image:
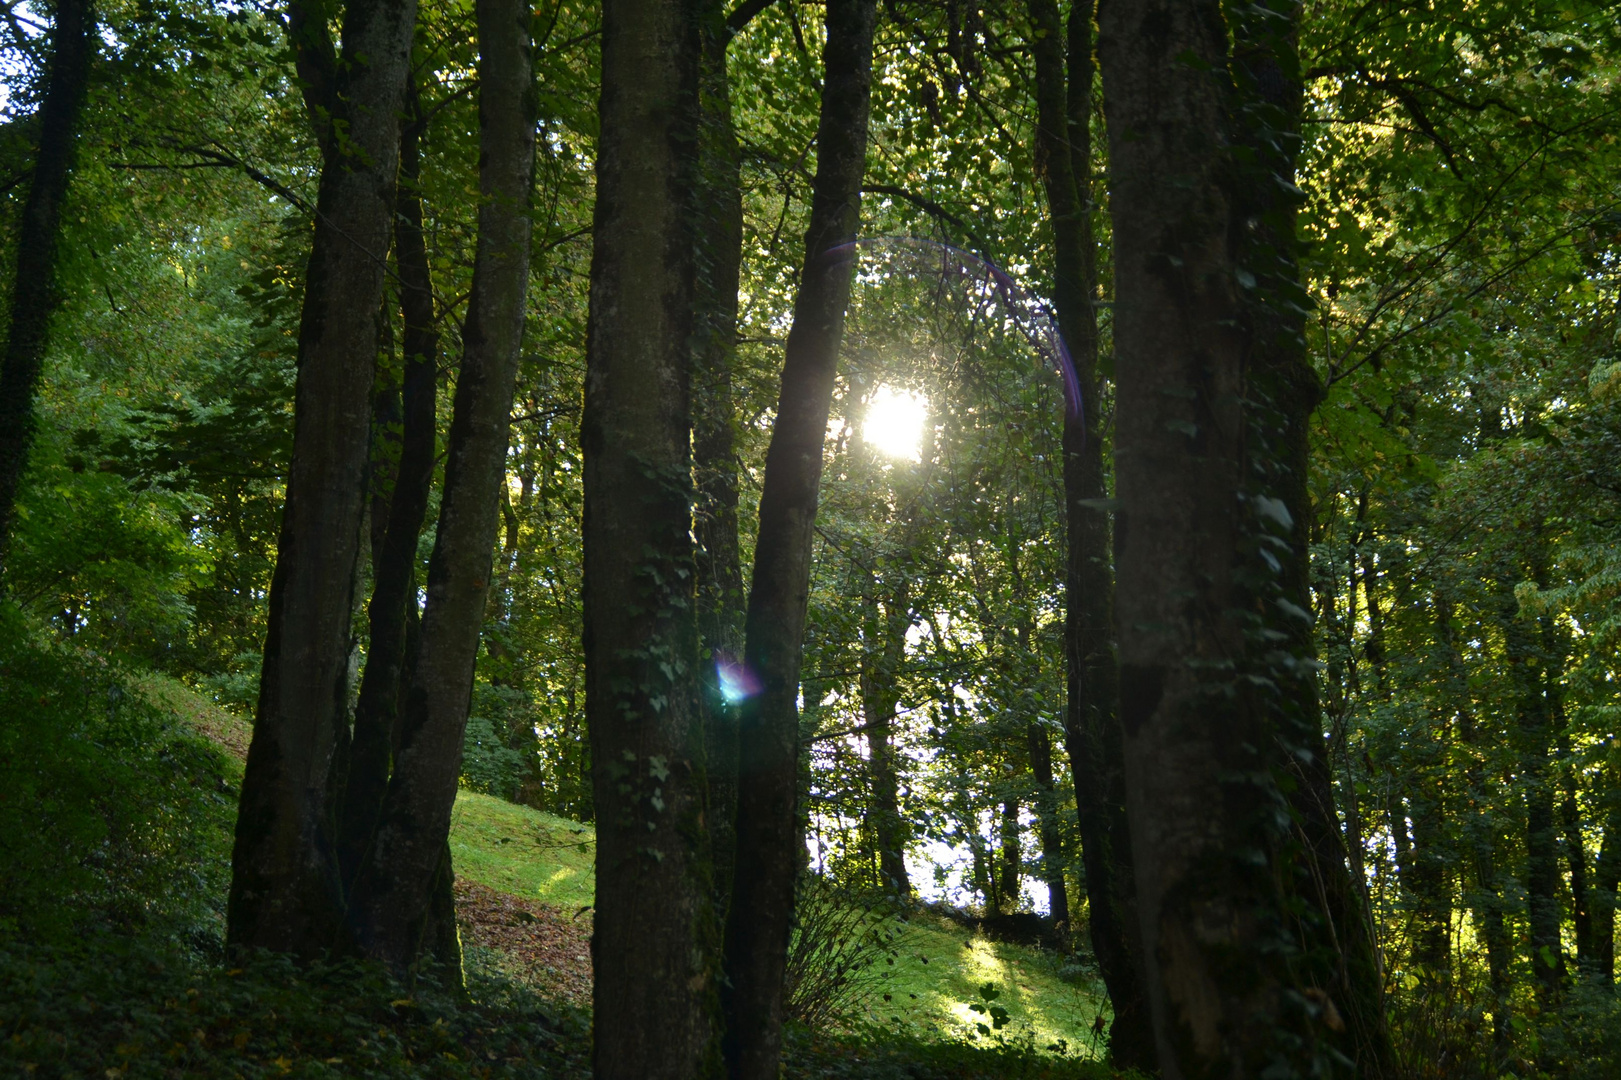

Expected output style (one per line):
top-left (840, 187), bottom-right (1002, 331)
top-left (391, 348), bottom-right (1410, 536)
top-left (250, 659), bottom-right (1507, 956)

top-left (0, 0), bottom-right (1618, 1075)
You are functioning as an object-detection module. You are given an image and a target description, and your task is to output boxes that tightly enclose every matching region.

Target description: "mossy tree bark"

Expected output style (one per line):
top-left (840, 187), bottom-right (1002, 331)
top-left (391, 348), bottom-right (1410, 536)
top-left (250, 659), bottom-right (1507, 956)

top-left (1025, 0), bottom-right (1152, 1064)
top-left (582, 0), bottom-right (715, 1075)
top-left (343, 0), bottom-right (536, 975)
top-left (1099, 0), bottom-right (1386, 1071)
top-left (1230, 3), bottom-right (1396, 1069)
top-left (722, 2), bottom-right (877, 1076)
top-left (227, 0), bottom-right (417, 960)
top-left (339, 78), bottom-right (441, 894)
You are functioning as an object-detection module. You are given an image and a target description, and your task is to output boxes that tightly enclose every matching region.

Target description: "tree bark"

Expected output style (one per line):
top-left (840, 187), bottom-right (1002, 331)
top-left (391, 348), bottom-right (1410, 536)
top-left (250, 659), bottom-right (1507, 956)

top-left (1561, 735), bottom-right (1594, 975)
top-left (0, 0), bottom-right (93, 571)
top-left (343, 0), bottom-right (535, 972)
top-left (1100, 0), bottom-right (1384, 1071)
top-left (1439, 587), bottom-right (1514, 1053)
top-left (1027, 0), bottom-right (1152, 1065)
top-left (582, 1), bottom-right (713, 1075)
top-left (1593, 791), bottom-right (1621, 986)
top-left (228, 0), bottom-right (418, 959)
top-left (1025, 720), bottom-right (1071, 937)
top-left (860, 590), bottom-right (912, 896)
top-left (1499, 577), bottom-right (1564, 1000)
top-left (996, 794), bottom-right (1021, 913)
top-left (693, 2), bottom-right (749, 918)
top-left (339, 83), bottom-right (440, 891)
top-left (723, 3), bottom-right (876, 1076)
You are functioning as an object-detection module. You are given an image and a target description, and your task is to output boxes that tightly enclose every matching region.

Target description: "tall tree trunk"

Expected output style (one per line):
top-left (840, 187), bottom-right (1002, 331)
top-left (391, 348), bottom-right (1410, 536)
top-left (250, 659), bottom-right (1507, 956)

top-left (1408, 778), bottom-right (1451, 975)
top-left (581, 1), bottom-right (712, 1075)
top-left (693, 2), bottom-right (749, 918)
top-left (1026, 0), bottom-right (1152, 1064)
top-left (1231, 5), bottom-right (1395, 1071)
top-left (1100, 0), bottom-right (1383, 1071)
top-left (1562, 735), bottom-right (1594, 975)
top-left (1439, 588), bottom-right (1513, 1053)
top-left (996, 794), bottom-right (1021, 913)
top-left (339, 83), bottom-right (440, 890)
top-left (1026, 720), bottom-right (1071, 937)
top-left (0, 0), bottom-right (93, 570)
top-left (343, 0), bottom-right (535, 972)
top-left (1593, 792), bottom-right (1621, 986)
top-left (723, 3), bottom-right (876, 1076)
top-left (861, 589), bottom-right (912, 896)
top-left (228, 0), bottom-right (418, 959)
top-left (1500, 578), bottom-right (1564, 1000)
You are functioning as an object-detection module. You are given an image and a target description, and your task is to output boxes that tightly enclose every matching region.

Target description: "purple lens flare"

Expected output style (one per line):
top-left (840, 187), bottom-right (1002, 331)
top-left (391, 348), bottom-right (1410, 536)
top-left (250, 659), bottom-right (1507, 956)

top-left (716, 653), bottom-right (763, 704)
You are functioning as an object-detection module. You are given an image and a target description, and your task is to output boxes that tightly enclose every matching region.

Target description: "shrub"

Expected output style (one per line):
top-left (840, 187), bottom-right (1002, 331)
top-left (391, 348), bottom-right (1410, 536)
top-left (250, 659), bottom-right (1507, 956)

top-left (784, 874), bottom-right (901, 1029)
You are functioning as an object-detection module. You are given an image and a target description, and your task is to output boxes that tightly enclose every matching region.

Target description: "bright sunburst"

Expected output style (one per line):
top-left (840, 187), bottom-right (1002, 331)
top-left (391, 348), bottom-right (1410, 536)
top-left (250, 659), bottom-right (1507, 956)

top-left (862, 385), bottom-right (927, 462)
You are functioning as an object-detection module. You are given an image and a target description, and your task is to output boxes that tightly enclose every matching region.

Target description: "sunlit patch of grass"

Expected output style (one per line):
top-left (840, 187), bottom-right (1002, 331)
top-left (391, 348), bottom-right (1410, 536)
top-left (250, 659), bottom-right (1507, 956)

top-left (448, 790), bottom-right (596, 912)
top-left (856, 914), bottom-right (1110, 1060)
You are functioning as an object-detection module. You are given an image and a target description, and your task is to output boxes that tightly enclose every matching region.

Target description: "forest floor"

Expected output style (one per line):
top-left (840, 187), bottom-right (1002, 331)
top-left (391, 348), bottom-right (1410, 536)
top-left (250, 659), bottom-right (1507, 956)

top-left (0, 630), bottom-right (1128, 1079)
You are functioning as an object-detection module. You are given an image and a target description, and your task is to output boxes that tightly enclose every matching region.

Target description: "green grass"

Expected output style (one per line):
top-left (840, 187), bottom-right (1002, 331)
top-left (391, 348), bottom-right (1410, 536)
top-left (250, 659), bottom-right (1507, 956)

top-left (0, 609), bottom-right (1117, 1077)
top-left (869, 917), bottom-right (1108, 1057)
top-left (448, 789), bottom-right (596, 911)
top-left (441, 790), bottom-right (1108, 1059)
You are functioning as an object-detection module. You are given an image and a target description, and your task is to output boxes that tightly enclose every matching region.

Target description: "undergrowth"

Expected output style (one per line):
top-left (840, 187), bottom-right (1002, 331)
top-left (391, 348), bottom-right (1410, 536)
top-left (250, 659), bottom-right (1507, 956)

top-left (0, 606), bottom-right (1129, 1079)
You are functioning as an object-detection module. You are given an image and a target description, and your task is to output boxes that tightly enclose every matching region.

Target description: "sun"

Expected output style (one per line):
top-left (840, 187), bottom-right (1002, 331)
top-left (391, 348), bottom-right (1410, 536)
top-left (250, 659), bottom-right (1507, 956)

top-left (862, 385), bottom-right (928, 462)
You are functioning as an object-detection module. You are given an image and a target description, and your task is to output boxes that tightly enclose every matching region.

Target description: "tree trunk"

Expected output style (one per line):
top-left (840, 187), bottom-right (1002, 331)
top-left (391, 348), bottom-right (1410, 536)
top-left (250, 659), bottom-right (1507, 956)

top-left (861, 590), bottom-right (912, 896)
top-left (1100, 0), bottom-right (1383, 1071)
top-left (1026, 721), bottom-right (1071, 938)
top-left (1500, 578), bottom-right (1564, 1000)
top-left (722, 3), bottom-right (876, 1078)
top-left (0, 0), bottom-right (93, 570)
top-left (1408, 778), bottom-right (1451, 975)
top-left (228, 0), bottom-right (418, 959)
top-left (693, 3), bottom-right (749, 918)
top-left (1561, 737), bottom-right (1594, 975)
top-left (1026, 0), bottom-right (1152, 1064)
top-left (1593, 792), bottom-right (1621, 986)
top-left (996, 794), bottom-right (1021, 913)
top-left (582, 1), bottom-right (712, 1075)
top-left (1440, 588), bottom-right (1513, 1053)
top-left (1232, 5), bottom-right (1396, 1071)
top-left (343, 0), bottom-right (535, 972)
top-left (339, 84), bottom-right (440, 891)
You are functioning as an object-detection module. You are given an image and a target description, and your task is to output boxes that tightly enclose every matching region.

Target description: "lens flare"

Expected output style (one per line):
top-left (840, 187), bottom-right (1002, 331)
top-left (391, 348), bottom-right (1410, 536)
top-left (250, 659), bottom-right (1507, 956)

top-left (716, 654), bottom-right (762, 705)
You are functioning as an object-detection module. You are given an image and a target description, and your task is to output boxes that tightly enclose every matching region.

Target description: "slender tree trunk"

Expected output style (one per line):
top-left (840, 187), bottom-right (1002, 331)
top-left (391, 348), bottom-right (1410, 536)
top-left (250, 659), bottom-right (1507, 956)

top-left (1562, 743), bottom-right (1594, 974)
top-left (1408, 778), bottom-right (1451, 974)
top-left (861, 590), bottom-right (912, 896)
top-left (1232, 6), bottom-right (1396, 1071)
top-left (1439, 589), bottom-right (1513, 1053)
top-left (1026, 720), bottom-right (1071, 938)
top-left (343, 0), bottom-right (535, 972)
top-left (693, 3), bottom-right (749, 918)
top-left (582, 1), bottom-right (712, 1075)
top-left (1026, 0), bottom-right (1152, 1064)
top-left (722, 3), bottom-right (876, 1077)
top-left (1500, 578), bottom-right (1565, 1000)
top-left (1593, 793), bottom-right (1621, 986)
top-left (339, 84), bottom-right (440, 890)
top-left (228, 0), bottom-right (418, 959)
top-left (0, 0), bottom-right (93, 571)
top-left (996, 794), bottom-right (1021, 913)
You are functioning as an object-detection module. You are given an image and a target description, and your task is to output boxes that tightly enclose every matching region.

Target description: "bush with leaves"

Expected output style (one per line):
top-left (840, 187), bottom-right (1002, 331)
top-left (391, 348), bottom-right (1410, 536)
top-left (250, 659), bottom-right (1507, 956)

top-left (784, 874), bottom-right (902, 1029)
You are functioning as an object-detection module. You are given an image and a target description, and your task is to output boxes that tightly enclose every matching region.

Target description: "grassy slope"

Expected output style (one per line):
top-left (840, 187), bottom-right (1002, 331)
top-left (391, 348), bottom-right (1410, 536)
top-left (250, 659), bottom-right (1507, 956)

top-left (447, 790), bottom-right (1107, 1059)
top-left (129, 672), bottom-right (1111, 1064)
